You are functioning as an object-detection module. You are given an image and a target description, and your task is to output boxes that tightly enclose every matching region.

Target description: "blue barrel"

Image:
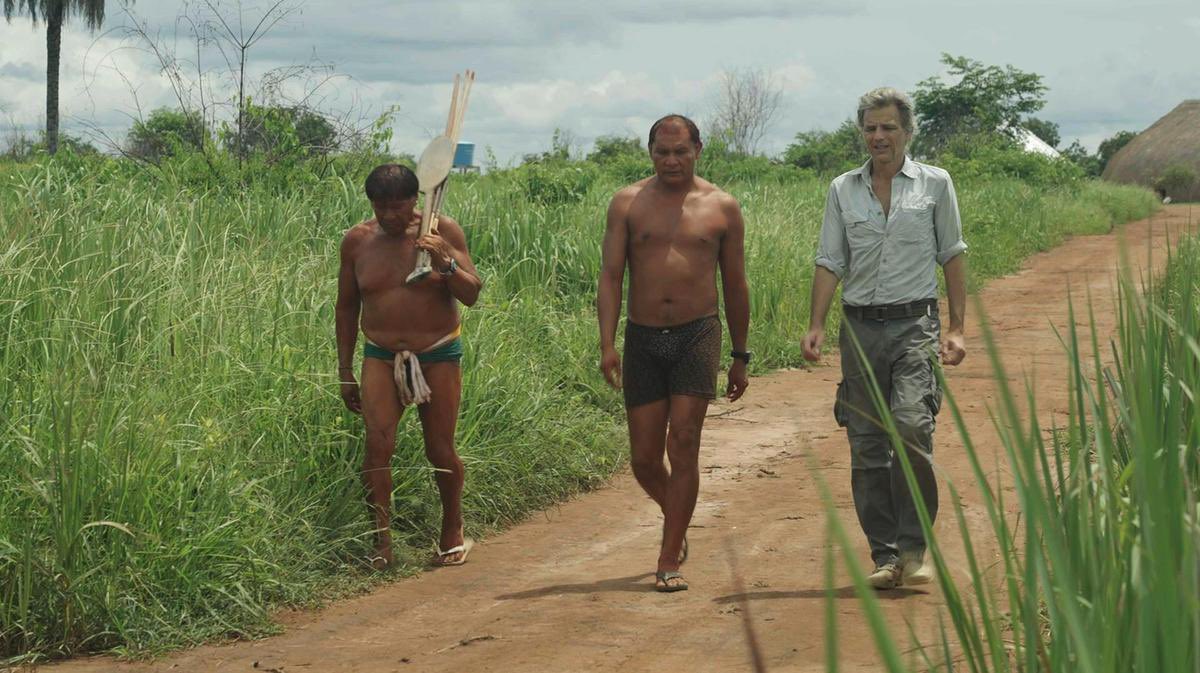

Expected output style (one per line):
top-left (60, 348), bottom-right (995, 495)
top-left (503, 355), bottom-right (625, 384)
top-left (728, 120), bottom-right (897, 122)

top-left (453, 142), bottom-right (475, 168)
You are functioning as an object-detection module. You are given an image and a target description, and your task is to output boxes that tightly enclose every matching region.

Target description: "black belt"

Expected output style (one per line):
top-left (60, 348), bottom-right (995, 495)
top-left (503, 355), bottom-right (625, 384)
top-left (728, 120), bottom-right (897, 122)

top-left (843, 299), bottom-right (937, 321)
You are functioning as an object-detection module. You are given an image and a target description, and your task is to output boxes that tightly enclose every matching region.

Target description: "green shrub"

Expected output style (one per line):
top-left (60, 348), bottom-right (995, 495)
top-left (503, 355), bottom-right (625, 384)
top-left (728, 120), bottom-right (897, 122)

top-left (512, 161), bottom-right (599, 206)
top-left (937, 133), bottom-right (1086, 188)
top-left (126, 108), bottom-right (208, 162)
top-left (1155, 164), bottom-right (1198, 200)
top-left (782, 119), bottom-right (863, 176)
top-left (586, 135), bottom-right (643, 164)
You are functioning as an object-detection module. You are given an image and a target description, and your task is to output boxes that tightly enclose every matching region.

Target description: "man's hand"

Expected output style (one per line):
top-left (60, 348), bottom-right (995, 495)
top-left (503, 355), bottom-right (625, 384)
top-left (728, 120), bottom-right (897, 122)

top-left (600, 346), bottom-right (622, 389)
top-left (726, 360), bottom-right (749, 401)
top-left (415, 232), bottom-right (454, 272)
top-left (340, 371), bottom-right (362, 414)
top-left (801, 327), bottom-right (825, 362)
top-left (940, 331), bottom-right (966, 366)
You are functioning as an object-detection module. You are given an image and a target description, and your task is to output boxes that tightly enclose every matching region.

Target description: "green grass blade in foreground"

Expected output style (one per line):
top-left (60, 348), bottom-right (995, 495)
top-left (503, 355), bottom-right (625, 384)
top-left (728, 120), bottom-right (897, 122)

top-left (810, 458), bottom-right (907, 672)
top-left (825, 521), bottom-right (840, 673)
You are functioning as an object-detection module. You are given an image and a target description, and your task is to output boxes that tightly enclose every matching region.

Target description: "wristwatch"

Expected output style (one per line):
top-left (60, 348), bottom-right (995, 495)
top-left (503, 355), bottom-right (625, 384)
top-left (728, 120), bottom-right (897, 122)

top-left (439, 257), bottom-right (458, 277)
top-left (730, 350), bottom-right (752, 364)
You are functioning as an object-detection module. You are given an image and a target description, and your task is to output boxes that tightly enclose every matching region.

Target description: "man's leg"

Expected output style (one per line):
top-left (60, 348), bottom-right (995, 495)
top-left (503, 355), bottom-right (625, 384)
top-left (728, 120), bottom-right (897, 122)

top-left (623, 322), bottom-right (673, 536)
top-left (889, 317), bottom-right (941, 580)
top-left (657, 394), bottom-right (708, 575)
top-left (627, 399), bottom-right (670, 512)
top-left (849, 433), bottom-right (901, 566)
top-left (840, 316), bottom-right (902, 575)
top-left (360, 357), bottom-right (405, 567)
top-left (416, 361), bottom-right (466, 563)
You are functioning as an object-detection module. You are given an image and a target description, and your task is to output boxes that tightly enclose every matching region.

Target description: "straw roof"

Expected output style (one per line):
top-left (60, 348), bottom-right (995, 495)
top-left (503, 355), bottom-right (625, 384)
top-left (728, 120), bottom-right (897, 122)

top-left (1103, 100), bottom-right (1200, 201)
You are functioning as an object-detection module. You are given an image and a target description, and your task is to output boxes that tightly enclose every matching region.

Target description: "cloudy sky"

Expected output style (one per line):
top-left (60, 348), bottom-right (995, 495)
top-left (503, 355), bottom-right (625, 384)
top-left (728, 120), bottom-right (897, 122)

top-left (1, 0), bottom-right (1197, 164)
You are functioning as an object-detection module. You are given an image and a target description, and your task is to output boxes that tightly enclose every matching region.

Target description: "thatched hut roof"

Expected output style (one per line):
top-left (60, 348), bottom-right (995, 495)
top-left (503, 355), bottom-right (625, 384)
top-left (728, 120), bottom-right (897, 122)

top-left (1103, 100), bottom-right (1200, 201)
top-left (1104, 99), bottom-right (1200, 199)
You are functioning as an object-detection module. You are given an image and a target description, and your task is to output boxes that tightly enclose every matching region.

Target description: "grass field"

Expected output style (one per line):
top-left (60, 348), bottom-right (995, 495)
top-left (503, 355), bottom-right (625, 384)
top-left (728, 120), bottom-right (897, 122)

top-left (0, 152), bottom-right (1159, 661)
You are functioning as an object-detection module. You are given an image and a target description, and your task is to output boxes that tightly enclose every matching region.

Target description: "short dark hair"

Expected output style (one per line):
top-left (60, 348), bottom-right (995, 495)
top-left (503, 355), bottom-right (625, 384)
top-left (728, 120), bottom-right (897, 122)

top-left (648, 114), bottom-right (702, 149)
top-left (364, 164), bottom-right (418, 201)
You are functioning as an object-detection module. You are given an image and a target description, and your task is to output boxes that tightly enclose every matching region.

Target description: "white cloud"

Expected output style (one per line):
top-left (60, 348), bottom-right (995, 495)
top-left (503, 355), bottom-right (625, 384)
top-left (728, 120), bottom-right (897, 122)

top-left (774, 63), bottom-right (816, 93)
top-left (0, 19), bottom-right (177, 139)
top-left (490, 70), bottom-right (661, 128)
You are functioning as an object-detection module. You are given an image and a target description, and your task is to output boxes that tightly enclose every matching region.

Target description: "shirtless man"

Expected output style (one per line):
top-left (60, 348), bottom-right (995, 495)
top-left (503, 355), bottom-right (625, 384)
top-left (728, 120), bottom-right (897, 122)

top-left (597, 115), bottom-right (751, 592)
top-left (336, 163), bottom-right (483, 569)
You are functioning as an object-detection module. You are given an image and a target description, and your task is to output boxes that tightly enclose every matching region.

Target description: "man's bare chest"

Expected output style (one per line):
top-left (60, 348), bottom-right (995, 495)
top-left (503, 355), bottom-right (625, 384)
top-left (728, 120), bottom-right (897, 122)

top-left (628, 208), bottom-right (725, 252)
top-left (355, 240), bottom-right (420, 295)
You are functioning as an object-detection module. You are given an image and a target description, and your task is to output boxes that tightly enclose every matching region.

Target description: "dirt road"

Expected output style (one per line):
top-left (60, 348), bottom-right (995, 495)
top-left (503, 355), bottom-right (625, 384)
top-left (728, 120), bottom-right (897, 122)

top-left (44, 205), bottom-right (1193, 672)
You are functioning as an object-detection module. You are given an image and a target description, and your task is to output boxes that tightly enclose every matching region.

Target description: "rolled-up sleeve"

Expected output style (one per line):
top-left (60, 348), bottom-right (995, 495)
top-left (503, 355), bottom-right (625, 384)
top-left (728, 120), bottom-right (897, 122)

top-left (814, 183), bottom-right (847, 278)
top-left (934, 174), bottom-right (967, 266)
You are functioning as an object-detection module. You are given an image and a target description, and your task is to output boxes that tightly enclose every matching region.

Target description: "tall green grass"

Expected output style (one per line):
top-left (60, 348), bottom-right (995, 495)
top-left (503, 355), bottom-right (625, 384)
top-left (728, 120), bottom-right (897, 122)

top-left (0, 152), bottom-right (1157, 661)
top-left (827, 218), bottom-right (1200, 671)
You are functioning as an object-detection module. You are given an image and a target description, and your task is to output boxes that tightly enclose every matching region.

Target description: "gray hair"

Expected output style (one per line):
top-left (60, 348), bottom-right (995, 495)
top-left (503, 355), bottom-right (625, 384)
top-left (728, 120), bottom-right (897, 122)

top-left (856, 87), bottom-right (915, 134)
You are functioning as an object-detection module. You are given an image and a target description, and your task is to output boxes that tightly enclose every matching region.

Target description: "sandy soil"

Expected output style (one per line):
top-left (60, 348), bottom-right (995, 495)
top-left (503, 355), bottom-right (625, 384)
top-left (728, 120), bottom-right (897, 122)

top-left (38, 205), bottom-right (1195, 673)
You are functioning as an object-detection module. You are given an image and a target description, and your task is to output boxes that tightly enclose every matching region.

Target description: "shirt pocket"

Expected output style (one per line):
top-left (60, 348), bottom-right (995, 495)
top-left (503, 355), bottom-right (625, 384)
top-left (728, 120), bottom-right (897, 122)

top-left (841, 209), bottom-right (880, 253)
top-left (893, 195), bottom-right (935, 244)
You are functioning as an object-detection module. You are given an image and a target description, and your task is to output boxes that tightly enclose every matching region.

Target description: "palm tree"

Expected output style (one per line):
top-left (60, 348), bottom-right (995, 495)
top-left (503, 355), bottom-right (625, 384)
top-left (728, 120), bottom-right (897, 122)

top-left (2, 0), bottom-right (109, 154)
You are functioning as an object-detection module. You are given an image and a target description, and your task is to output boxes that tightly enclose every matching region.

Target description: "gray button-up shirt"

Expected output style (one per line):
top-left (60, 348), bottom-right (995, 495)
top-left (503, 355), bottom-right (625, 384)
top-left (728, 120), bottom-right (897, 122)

top-left (815, 157), bottom-right (967, 306)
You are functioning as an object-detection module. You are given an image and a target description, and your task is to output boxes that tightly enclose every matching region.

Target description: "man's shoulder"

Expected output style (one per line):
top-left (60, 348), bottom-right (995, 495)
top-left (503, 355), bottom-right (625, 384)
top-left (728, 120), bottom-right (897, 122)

top-left (341, 220), bottom-right (376, 249)
top-left (829, 167), bottom-right (865, 190)
top-left (614, 177), bottom-right (654, 198)
top-left (686, 177), bottom-right (736, 205)
top-left (608, 178), bottom-right (652, 216)
top-left (908, 159), bottom-right (953, 183)
top-left (435, 212), bottom-right (461, 229)
top-left (706, 184), bottom-right (741, 213)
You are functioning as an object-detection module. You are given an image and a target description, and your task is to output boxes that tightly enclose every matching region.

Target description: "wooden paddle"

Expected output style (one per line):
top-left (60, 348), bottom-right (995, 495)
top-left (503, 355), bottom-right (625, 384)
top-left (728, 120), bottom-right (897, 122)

top-left (407, 70), bottom-right (475, 284)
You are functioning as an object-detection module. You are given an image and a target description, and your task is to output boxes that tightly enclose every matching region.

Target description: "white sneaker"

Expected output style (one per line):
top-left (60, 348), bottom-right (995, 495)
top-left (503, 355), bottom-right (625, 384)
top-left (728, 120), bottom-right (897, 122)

top-left (867, 562), bottom-right (902, 589)
top-left (900, 550), bottom-right (934, 585)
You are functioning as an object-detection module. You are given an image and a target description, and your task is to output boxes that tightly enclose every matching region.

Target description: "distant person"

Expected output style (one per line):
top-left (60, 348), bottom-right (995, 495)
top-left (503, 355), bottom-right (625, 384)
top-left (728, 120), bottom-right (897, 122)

top-left (335, 164), bottom-right (484, 569)
top-left (597, 114), bottom-right (751, 592)
top-left (801, 88), bottom-right (968, 589)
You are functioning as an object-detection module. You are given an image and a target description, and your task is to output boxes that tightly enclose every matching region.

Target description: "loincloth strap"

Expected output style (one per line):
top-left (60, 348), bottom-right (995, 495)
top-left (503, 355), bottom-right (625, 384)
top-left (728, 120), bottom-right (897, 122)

top-left (367, 326), bottom-right (462, 406)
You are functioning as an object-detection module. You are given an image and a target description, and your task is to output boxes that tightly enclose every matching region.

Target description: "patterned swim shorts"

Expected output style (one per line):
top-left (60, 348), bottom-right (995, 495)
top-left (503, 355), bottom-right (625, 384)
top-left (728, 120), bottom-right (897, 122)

top-left (622, 315), bottom-right (722, 408)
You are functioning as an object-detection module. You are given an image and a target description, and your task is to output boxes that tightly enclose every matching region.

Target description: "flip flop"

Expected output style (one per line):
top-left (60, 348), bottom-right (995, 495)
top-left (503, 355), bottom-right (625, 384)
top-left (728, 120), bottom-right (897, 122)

top-left (432, 537), bottom-right (475, 567)
top-left (655, 570), bottom-right (688, 593)
top-left (677, 535), bottom-right (689, 566)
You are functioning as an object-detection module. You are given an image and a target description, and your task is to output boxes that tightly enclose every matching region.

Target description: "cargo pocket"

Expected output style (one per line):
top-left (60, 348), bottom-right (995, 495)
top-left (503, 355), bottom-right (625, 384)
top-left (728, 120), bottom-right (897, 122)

top-left (834, 380), bottom-right (850, 427)
top-left (923, 361), bottom-right (943, 419)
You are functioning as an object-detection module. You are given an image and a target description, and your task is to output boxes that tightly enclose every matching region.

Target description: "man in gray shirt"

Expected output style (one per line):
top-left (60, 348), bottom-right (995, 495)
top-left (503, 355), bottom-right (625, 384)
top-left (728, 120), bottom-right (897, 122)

top-left (801, 87), bottom-right (967, 590)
